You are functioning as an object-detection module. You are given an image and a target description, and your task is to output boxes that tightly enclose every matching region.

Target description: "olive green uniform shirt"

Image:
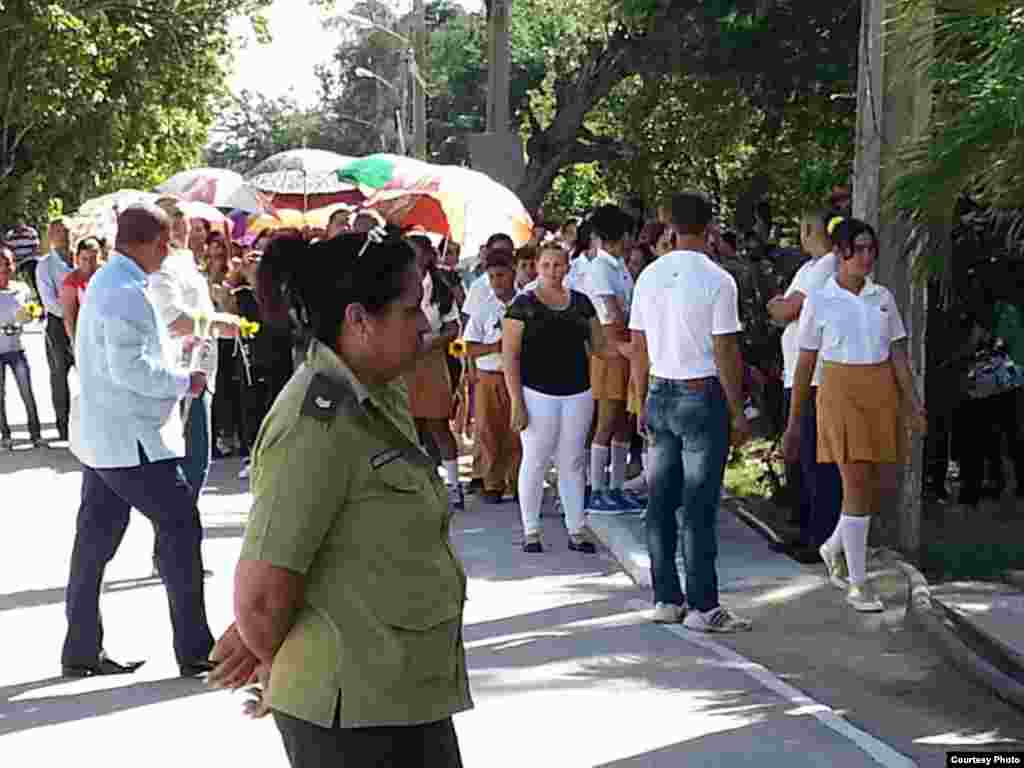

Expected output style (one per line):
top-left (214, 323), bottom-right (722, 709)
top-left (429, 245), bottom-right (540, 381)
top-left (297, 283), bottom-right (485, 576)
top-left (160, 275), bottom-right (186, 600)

top-left (240, 339), bottom-right (473, 728)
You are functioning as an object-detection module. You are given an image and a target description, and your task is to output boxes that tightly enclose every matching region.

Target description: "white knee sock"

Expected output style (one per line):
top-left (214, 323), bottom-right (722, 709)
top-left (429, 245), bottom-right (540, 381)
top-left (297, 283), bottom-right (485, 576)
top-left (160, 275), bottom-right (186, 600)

top-left (590, 444), bottom-right (610, 491)
top-left (610, 441), bottom-right (630, 490)
top-left (839, 515), bottom-right (871, 586)
top-left (822, 517), bottom-right (844, 557)
top-left (443, 459), bottom-right (460, 486)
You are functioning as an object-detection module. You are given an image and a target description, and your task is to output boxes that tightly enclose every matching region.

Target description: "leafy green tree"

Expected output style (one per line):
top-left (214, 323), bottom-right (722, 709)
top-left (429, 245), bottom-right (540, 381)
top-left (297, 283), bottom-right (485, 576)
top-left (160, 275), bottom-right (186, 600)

top-left (0, 0), bottom-right (269, 222)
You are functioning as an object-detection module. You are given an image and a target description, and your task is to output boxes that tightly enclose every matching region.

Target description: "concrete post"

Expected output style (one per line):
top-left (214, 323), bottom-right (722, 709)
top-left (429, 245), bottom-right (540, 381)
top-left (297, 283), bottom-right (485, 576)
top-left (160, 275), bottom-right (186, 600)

top-left (486, 0), bottom-right (511, 133)
top-left (853, 0), bottom-right (936, 559)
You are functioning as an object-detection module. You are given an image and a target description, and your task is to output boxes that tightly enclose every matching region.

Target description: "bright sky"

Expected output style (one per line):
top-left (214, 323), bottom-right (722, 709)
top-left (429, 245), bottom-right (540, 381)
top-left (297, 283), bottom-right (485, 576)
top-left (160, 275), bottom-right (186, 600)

top-left (228, 0), bottom-right (481, 108)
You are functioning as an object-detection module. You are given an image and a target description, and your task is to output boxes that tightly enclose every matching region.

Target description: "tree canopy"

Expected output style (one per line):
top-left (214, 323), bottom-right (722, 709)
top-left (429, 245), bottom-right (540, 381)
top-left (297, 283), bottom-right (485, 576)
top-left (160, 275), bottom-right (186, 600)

top-left (0, 0), bottom-right (269, 223)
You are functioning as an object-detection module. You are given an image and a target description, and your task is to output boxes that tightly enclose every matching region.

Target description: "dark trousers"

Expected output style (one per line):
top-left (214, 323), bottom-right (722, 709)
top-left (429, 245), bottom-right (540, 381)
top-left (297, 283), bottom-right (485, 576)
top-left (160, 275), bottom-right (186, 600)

top-left (212, 339), bottom-right (241, 445)
top-left (63, 457), bottom-right (214, 668)
top-left (44, 314), bottom-right (74, 434)
top-left (273, 711), bottom-right (463, 768)
top-left (0, 350), bottom-right (42, 439)
top-left (797, 389), bottom-right (843, 549)
top-left (239, 361), bottom-right (292, 454)
top-left (955, 391), bottom-right (1024, 503)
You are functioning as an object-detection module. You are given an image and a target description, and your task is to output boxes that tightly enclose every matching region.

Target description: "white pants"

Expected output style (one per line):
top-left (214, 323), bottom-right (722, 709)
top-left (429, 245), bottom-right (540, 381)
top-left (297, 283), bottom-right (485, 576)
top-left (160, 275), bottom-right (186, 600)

top-left (518, 387), bottom-right (595, 537)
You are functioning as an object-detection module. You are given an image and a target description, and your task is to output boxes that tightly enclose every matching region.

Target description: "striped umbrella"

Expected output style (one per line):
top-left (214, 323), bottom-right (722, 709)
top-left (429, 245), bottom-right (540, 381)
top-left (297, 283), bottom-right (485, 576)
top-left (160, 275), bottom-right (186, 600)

top-left (335, 155), bottom-right (533, 257)
top-left (156, 168), bottom-right (268, 213)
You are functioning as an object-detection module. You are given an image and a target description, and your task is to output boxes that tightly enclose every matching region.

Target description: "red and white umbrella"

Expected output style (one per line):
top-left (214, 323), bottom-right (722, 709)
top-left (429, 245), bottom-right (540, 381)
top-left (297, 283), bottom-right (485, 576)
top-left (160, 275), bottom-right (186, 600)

top-left (156, 167), bottom-right (269, 213)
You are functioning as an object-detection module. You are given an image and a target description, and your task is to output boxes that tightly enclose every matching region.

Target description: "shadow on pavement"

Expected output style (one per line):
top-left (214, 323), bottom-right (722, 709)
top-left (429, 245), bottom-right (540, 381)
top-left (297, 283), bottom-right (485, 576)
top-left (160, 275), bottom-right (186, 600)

top-left (0, 674), bottom-right (216, 736)
top-left (0, 575), bottom-right (165, 611)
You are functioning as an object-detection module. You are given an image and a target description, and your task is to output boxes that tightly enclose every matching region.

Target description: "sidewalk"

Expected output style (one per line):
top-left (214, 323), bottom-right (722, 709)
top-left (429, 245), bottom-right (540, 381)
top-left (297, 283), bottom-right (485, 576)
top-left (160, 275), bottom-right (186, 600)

top-left (586, 498), bottom-right (1024, 766)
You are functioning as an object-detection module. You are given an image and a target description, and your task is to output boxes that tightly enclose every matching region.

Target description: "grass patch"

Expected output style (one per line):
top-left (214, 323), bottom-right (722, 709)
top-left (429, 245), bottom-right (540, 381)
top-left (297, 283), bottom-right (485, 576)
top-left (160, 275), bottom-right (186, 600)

top-left (724, 438), bottom-right (785, 500)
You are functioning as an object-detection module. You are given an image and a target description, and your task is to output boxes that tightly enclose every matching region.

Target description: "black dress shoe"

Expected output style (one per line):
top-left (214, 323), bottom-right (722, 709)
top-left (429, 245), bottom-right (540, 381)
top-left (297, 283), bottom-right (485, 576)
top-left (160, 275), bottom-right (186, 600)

top-left (568, 538), bottom-right (597, 554)
top-left (63, 657), bottom-right (146, 678)
top-left (522, 539), bottom-right (543, 553)
top-left (179, 659), bottom-right (216, 678)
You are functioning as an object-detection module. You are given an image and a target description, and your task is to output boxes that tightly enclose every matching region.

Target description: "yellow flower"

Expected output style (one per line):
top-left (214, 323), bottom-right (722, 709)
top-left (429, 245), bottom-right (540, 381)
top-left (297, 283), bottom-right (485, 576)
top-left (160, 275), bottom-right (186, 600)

top-left (239, 319), bottom-right (261, 338)
top-left (25, 302), bottom-right (43, 320)
top-left (448, 338), bottom-right (467, 358)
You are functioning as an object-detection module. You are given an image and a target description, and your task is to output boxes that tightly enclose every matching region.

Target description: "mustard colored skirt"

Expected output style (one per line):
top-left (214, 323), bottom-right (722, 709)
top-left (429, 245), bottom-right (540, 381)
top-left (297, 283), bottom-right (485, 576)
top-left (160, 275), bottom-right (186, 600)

top-left (817, 361), bottom-right (902, 464)
top-left (404, 347), bottom-right (453, 420)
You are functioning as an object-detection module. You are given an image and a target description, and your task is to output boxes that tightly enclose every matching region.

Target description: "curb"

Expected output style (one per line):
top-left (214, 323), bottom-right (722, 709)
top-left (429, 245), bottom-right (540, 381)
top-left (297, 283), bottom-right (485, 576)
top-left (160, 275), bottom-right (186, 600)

top-left (726, 492), bottom-right (1024, 712)
top-left (877, 549), bottom-right (1024, 713)
top-left (723, 495), bottom-right (786, 550)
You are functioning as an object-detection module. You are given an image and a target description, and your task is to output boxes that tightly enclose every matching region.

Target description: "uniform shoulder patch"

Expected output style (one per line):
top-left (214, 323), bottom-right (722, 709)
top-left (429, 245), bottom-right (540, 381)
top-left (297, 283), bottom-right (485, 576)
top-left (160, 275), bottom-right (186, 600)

top-left (300, 373), bottom-right (348, 423)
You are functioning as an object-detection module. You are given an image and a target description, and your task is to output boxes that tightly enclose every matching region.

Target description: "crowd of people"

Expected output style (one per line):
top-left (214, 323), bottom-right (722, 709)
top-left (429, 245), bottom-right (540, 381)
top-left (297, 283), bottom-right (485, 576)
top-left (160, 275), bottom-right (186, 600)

top-left (0, 183), bottom-right (937, 766)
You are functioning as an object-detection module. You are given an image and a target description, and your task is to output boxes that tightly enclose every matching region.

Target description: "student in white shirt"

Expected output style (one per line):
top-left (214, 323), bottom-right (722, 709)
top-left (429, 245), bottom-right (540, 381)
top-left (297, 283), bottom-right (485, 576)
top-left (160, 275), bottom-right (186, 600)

top-left (628, 192), bottom-right (753, 632)
top-left (583, 205), bottom-right (645, 514)
top-left (766, 211), bottom-right (843, 558)
top-left (783, 218), bottom-right (927, 613)
top-left (464, 249), bottom-right (522, 503)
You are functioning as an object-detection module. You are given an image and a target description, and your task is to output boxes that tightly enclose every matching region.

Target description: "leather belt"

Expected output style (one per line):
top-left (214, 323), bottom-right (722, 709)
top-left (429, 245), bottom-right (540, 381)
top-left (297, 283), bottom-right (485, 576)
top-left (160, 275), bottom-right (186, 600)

top-left (650, 375), bottom-right (716, 391)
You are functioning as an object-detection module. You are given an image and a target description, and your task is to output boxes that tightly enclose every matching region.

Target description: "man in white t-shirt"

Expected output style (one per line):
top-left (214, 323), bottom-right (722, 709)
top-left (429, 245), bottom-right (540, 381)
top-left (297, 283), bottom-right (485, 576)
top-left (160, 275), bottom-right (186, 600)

top-left (628, 192), bottom-right (752, 633)
top-left (582, 205), bottom-right (643, 514)
top-left (766, 210), bottom-right (842, 557)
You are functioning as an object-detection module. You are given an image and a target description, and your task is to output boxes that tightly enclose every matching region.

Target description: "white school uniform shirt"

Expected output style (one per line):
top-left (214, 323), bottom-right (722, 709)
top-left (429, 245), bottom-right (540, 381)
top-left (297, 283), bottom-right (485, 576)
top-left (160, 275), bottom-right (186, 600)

top-left (463, 290), bottom-right (514, 372)
top-left (461, 271), bottom-right (493, 320)
top-left (781, 252), bottom-right (837, 388)
top-left (629, 249), bottom-right (742, 380)
top-left (583, 249), bottom-right (633, 326)
top-left (797, 275), bottom-right (907, 365)
top-left (71, 252), bottom-right (190, 469)
top-left (422, 271), bottom-right (459, 335)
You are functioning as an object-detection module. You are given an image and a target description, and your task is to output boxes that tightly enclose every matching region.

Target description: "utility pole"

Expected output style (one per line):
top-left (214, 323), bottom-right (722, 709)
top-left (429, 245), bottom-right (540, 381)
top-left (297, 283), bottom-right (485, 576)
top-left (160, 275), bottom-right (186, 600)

top-left (412, 0), bottom-right (427, 160)
top-left (469, 0), bottom-right (525, 190)
top-left (485, 0), bottom-right (511, 134)
top-left (853, 0), bottom-right (938, 560)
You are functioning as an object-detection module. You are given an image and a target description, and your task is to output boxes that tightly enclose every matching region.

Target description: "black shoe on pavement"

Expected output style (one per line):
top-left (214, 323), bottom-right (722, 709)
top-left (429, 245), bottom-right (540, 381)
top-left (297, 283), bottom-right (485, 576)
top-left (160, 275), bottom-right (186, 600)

top-left (63, 656), bottom-right (146, 678)
top-left (179, 659), bottom-right (217, 678)
top-left (568, 537), bottom-right (597, 554)
top-left (522, 538), bottom-right (543, 553)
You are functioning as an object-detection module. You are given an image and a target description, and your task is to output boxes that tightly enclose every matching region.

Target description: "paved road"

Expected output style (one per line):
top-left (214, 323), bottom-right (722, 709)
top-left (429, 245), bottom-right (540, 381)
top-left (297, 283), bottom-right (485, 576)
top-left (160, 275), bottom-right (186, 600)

top-left (0, 327), bottom-right (1015, 766)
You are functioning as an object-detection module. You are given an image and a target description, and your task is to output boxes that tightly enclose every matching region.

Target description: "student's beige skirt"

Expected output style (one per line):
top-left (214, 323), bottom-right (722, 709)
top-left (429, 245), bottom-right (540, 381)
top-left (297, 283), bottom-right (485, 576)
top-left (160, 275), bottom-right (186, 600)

top-left (404, 347), bottom-right (453, 420)
top-left (817, 361), bottom-right (902, 464)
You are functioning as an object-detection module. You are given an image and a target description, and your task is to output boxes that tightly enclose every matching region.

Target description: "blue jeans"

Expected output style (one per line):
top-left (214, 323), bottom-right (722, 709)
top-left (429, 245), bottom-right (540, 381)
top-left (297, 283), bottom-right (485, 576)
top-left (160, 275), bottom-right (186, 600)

top-left (0, 350), bottom-right (42, 439)
top-left (645, 377), bottom-right (730, 612)
top-left (181, 391), bottom-right (212, 507)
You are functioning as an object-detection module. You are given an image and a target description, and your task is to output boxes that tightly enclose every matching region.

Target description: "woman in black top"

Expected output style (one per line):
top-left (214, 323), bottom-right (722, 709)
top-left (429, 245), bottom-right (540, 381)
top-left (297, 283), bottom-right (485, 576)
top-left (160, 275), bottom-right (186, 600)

top-left (503, 243), bottom-right (606, 553)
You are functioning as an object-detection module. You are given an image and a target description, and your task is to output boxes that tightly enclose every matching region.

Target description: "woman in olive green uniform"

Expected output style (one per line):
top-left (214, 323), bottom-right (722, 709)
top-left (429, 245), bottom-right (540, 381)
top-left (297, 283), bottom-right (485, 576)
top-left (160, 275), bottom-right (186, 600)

top-left (210, 231), bottom-right (471, 766)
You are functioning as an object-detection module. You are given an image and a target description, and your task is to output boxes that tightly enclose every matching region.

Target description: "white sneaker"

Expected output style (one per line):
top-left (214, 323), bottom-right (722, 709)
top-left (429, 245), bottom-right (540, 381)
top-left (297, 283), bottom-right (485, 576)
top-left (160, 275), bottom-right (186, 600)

top-left (651, 602), bottom-right (686, 624)
top-left (683, 606), bottom-right (753, 633)
top-left (846, 583), bottom-right (884, 613)
top-left (819, 544), bottom-right (849, 589)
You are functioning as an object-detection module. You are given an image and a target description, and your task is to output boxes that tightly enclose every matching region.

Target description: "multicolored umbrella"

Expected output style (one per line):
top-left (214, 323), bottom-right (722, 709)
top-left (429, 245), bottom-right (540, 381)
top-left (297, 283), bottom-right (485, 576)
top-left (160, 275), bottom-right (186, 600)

top-left (335, 155), bottom-right (533, 258)
top-left (246, 149), bottom-right (359, 204)
top-left (68, 189), bottom-right (161, 244)
top-left (156, 167), bottom-right (269, 213)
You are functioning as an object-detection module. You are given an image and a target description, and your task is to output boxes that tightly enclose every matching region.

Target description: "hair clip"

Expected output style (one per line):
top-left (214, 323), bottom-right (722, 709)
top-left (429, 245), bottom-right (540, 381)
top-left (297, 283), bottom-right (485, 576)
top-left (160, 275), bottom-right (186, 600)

top-left (357, 225), bottom-right (388, 259)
